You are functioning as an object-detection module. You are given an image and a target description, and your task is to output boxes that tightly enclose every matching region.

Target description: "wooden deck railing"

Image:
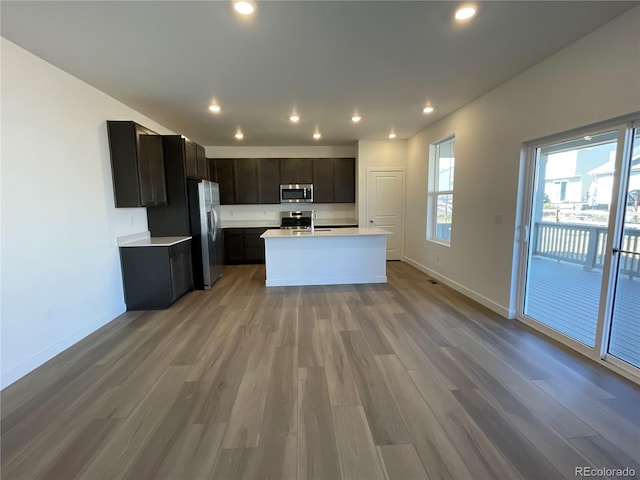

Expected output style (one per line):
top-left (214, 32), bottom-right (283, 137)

top-left (533, 222), bottom-right (640, 277)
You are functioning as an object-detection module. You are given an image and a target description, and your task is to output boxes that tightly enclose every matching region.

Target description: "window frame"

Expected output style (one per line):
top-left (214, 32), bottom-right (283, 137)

top-left (427, 134), bottom-right (456, 245)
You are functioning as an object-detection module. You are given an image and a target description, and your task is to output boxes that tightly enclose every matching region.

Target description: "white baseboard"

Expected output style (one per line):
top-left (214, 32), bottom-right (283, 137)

top-left (403, 257), bottom-right (512, 319)
top-left (0, 304), bottom-right (126, 390)
top-left (266, 275), bottom-right (387, 287)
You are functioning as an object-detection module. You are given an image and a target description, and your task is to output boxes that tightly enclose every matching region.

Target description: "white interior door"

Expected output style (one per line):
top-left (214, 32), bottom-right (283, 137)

top-left (367, 169), bottom-right (405, 260)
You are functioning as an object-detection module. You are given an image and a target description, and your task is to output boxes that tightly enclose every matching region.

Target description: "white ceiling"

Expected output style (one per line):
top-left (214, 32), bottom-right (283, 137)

top-left (1, 1), bottom-right (636, 146)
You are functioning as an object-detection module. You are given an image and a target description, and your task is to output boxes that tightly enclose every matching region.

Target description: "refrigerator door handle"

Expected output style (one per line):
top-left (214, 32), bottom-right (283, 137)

top-left (206, 210), bottom-right (215, 243)
top-left (210, 205), bottom-right (218, 243)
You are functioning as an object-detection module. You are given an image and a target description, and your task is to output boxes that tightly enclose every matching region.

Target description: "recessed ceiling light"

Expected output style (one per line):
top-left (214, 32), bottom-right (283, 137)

top-left (290, 114), bottom-right (300, 123)
top-left (209, 104), bottom-right (221, 113)
top-left (454, 4), bottom-right (476, 21)
top-left (584, 135), bottom-right (593, 141)
top-left (423, 106), bottom-right (435, 114)
top-left (389, 132), bottom-right (397, 139)
top-left (233, 0), bottom-right (255, 15)
top-left (235, 130), bottom-right (244, 140)
top-left (351, 115), bottom-right (362, 123)
top-left (313, 131), bottom-right (321, 140)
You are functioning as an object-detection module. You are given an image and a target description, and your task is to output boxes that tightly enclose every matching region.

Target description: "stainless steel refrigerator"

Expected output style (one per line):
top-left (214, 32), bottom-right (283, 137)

top-left (187, 180), bottom-right (224, 289)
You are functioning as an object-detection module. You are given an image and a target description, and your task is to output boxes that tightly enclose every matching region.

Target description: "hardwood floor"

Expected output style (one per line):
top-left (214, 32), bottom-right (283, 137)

top-left (2, 262), bottom-right (639, 480)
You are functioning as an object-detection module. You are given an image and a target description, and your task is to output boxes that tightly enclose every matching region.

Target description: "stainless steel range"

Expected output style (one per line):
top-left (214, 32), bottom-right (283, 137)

top-left (280, 211), bottom-right (312, 229)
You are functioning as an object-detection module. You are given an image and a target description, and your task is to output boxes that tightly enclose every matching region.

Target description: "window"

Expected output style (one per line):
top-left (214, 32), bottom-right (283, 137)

top-left (427, 135), bottom-right (455, 244)
top-left (553, 180), bottom-right (568, 201)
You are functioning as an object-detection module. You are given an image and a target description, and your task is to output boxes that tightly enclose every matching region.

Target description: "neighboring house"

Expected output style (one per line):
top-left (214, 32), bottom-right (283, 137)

top-left (543, 143), bottom-right (615, 205)
top-left (588, 155), bottom-right (640, 208)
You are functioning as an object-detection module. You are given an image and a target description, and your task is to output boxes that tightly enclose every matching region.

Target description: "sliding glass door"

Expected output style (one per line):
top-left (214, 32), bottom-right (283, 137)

top-left (523, 131), bottom-right (618, 347)
top-left (520, 118), bottom-right (639, 377)
top-left (607, 127), bottom-right (640, 369)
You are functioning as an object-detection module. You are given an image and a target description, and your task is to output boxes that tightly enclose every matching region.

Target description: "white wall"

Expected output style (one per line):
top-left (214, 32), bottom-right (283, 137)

top-left (0, 39), bottom-right (175, 388)
top-left (206, 145), bottom-right (358, 224)
top-left (356, 140), bottom-right (408, 224)
top-left (405, 6), bottom-right (640, 317)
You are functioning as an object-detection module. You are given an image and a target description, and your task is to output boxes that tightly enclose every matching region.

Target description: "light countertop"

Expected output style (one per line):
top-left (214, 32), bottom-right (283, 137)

top-left (261, 227), bottom-right (389, 239)
top-left (119, 236), bottom-right (192, 247)
top-left (221, 220), bottom-right (280, 228)
top-left (221, 218), bottom-right (358, 229)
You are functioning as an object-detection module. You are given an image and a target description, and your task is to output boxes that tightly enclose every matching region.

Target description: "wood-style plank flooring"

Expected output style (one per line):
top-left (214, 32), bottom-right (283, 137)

top-left (2, 262), bottom-right (639, 479)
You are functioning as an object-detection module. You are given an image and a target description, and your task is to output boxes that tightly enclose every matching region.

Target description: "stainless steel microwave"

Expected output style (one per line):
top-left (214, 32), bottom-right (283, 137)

top-left (280, 184), bottom-right (313, 203)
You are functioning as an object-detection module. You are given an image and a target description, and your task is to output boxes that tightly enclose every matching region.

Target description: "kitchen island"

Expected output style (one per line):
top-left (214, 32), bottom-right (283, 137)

top-left (260, 227), bottom-right (390, 286)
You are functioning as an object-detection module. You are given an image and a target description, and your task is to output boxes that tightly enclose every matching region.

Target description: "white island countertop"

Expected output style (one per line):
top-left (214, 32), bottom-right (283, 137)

top-left (261, 227), bottom-right (389, 239)
top-left (261, 227), bottom-right (390, 287)
top-left (119, 236), bottom-right (192, 247)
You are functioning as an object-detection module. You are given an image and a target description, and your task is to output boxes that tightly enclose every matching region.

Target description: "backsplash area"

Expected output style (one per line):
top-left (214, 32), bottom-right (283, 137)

top-left (220, 203), bottom-right (357, 224)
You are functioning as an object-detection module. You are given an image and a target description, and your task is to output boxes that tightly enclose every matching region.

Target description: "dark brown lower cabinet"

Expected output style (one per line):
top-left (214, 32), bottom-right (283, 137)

top-left (119, 240), bottom-right (193, 310)
top-left (223, 228), bottom-right (270, 264)
top-left (223, 228), bottom-right (246, 264)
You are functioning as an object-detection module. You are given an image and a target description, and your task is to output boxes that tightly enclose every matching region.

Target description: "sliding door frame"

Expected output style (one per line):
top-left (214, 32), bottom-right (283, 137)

top-left (515, 112), bottom-right (640, 384)
top-left (596, 124), bottom-right (634, 360)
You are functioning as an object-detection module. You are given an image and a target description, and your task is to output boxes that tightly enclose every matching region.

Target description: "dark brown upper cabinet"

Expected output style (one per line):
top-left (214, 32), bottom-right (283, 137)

top-left (211, 158), bottom-right (281, 205)
top-left (312, 158), bottom-right (335, 203)
top-left (209, 159), bottom-right (235, 205)
top-left (184, 139), bottom-right (197, 178)
top-left (146, 135), bottom-right (191, 237)
top-left (233, 158), bottom-right (259, 204)
top-left (207, 158), bottom-right (216, 182)
top-left (195, 144), bottom-right (207, 180)
top-left (107, 120), bottom-right (167, 208)
top-left (280, 158), bottom-right (313, 184)
top-left (207, 157), bottom-right (354, 205)
top-left (334, 157), bottom-right (356, 203)
top-left (183, 139), bottom-right (207, 180)
top-left (312, 157), bottom-right (355, 203)
top-left (257, 158), bottom-right (281, 204)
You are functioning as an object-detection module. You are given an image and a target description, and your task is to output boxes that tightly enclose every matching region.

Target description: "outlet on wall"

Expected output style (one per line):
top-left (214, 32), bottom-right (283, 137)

top-left (494, 213), bottom-right (504, 225)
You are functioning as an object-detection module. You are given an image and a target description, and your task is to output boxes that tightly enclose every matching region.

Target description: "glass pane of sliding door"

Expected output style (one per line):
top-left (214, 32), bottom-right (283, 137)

top-left (608, 127), bottom-right (640, 367)
top-left (523, 131), bottom-right (618, 347)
